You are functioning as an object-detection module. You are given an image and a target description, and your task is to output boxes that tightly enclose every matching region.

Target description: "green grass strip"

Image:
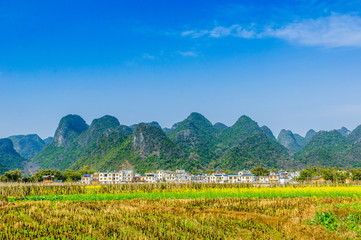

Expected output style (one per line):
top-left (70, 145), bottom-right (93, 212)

top-left (7, 186), bottom-right (361, 202)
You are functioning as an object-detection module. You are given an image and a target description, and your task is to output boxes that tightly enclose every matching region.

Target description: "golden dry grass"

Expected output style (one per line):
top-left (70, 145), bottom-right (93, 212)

top-left (0, 197), bottom-right (357, 240)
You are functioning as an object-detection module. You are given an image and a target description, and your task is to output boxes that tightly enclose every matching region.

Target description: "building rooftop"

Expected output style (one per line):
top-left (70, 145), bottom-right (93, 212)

top-left (43, 175), bottom-right (55, 178)
top-left (241, 174), bottom-right (254, 177)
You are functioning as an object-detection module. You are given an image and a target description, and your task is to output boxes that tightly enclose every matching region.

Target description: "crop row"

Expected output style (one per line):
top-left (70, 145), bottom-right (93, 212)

top-left (1, 181), bottom-right (359, 198)
top-left (7, 186), bottom-right (361, 202)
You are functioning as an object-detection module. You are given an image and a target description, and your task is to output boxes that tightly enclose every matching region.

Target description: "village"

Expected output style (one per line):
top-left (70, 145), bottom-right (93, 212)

top-left (73, 169), bottom-right (302, 185)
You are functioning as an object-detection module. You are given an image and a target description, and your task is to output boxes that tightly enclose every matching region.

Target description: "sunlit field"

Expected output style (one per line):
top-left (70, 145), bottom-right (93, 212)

top-left (2, 183), bottom-right (361, 239)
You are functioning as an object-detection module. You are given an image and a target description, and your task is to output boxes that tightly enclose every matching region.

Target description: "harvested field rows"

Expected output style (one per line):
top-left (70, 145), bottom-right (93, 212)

top-left (0, 197), bottom-right (357, 239)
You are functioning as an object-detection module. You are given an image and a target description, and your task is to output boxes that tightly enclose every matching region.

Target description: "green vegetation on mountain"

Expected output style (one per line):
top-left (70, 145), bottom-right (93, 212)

top-left (295, 130), bottom-right (349, 167)
top-left (130, 121), bottom-right (161, 131)
top-left (260, 126), bottom-right (276, 140)
top-left (132, 123), bottom-right (182, 159)
top-left (78, 115), bottom-right (126, 147)
top-left (345, 126), bottom-right (361, 168)
top-left (34, 115), bottom-right (196, 173)
top-left (162, 127), bottom-right (172, 134)
top-left (168, 112), bottom-right (220, 164)
top-left (53, 114), bottom-right (89, 147)
top-left (293, 134), bottom-right (307, 148)
top-left (277, 130), bottom-right (302, 152)
top-left (348, 125), bottom-right (361, 143)
top-left (71, 123), bottom-right (193, 173)
top-left (30, 113), bottom-right (306, 172)
top-left (33, 115), bottom-right (132, 170)
top-left (218, 115), bottom-right (264, 148)
top-left (32, 114), bottom-right (89, 169)
top-left (220, 133), bottom-right (291, 170)
top-left (12, 112), bottom-right (361, 173)
top-left (213, 122), bottom-right (228, 130)
top-left (43, 137), bottom-right (53, 145)
top-left (0, 138), bottom-right (27, 172)
top-left (336, 127), bottom-right (351, 137)
top-left (168, 113), bottom-right (218, 140)
top-left (277, 129), bottom-right (312, 153)
top-left (305, 129), bottom-right (317, 143)
top-left (8, 134), bottom-right (45, 159)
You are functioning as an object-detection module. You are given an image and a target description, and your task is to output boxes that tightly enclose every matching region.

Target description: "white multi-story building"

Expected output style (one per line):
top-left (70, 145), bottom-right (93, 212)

top-left (221, 174), bottom-right (229, 183)
top-left (240, 173), bottom-right (254, 183)
top-left (81, 174), bottom-right (93, 184)
top-left (142, 172), bottom-right (157, 183)
top-left (98, 172), bottom-right (123, 184)
top-left (176, 170), bottom-right (191, 183)
top-left (176, 174), bottom-right (187, 182)
top-left (156, 170), bottom-right (165, 181)
top-left (123, 169), bottom-right (134, 182)
top-left (192, 173), bottom-right (209, 183)
top-left (209, 173), bottom-right (229, 183)
top-left (279, 177), bottom-right (290, 185)
top-left (227, 173), bottom-right (239, 183)
top-left (164, 171), bottom-right (176, 182)
top-left (209, 174), bottom-right (223, 183)
top-left (161, 170), bottom-right (190, 183)
top-left (99, 172), bottom-right (110, 184)
top-left (255, 176), bottom-right (269, 184)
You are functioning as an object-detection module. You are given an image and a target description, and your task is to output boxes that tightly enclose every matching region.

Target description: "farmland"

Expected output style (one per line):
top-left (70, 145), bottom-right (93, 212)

top-left (2, 184), bottom-right (361, 239)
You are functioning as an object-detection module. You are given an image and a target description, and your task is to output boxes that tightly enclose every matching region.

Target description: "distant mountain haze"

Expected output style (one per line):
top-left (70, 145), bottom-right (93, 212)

top-left (337, 127), bottom-right (351, 137)
top-left (277, 130), bottom-right (302, 152)
top-left (0, 138), bottom-right (27, 175)
top-left (7, 134), bottom-right (46, 159)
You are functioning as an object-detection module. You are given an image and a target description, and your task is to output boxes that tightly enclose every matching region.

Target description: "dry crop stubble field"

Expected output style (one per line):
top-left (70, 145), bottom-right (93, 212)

top-left (1, 183), bottom-right (361, 239)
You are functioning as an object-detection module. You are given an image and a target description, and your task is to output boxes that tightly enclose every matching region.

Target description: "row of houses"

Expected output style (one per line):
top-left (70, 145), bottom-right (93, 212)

top-left (207, 171), bottom-right (298, 184)
top-left (194, 170), bottom-right (298, 184)
top-left (81, 169), bottom-right (135, 184)
top-left (80, 169), bottom-right (299, 185)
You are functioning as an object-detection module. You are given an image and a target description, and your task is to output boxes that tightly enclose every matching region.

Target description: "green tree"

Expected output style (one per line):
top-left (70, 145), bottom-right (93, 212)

top-left (298, 167), bottom-right (322, 181)
top-left (29, 169), bottom-right (64, 182)
top-left (0, 169), bottom-right (23, 182)
top-left (63, 169), bottom-right (81, 182)
top-left (352, 169), bottom-right (361, 181)
top-left (78, 165), bottom-right (96, 175)
top-left (251, 166), bottom-right (269, 176)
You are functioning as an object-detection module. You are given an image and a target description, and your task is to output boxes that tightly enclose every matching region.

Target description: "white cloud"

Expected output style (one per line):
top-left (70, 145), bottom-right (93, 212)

top-left (142, 53), bottom-right (156, 60)
top-left (181, 30), bottom-right (195, 37)
top-left (182, 14), bottom-right (361, 48)
top-left (266, 14), bottom-right (361, 47)
top-left (179, 51), bottom-right (198, 57)
top-left (182, 24), bottom-right (256, 39)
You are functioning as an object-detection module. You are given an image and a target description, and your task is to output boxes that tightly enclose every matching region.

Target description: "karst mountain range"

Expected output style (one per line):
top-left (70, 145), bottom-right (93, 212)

top-left (1, 112), bottom-right (361, 175)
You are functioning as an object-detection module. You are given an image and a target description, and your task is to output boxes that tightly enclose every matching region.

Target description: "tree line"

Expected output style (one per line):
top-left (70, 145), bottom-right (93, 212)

top-left (2, 166), bottom-right (361, 183)
top-left (298, 167), bottom-right (361, 182)
top-left (0, 166), bottom-right (95, 183)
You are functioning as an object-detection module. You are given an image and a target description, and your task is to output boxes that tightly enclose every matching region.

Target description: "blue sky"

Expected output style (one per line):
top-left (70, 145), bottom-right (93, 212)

top-left (1, 0), bottom-right (361, 139)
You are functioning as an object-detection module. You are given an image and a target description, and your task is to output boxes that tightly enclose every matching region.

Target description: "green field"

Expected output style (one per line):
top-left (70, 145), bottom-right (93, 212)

top-left (7, 185), bottom-right (361, 202)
